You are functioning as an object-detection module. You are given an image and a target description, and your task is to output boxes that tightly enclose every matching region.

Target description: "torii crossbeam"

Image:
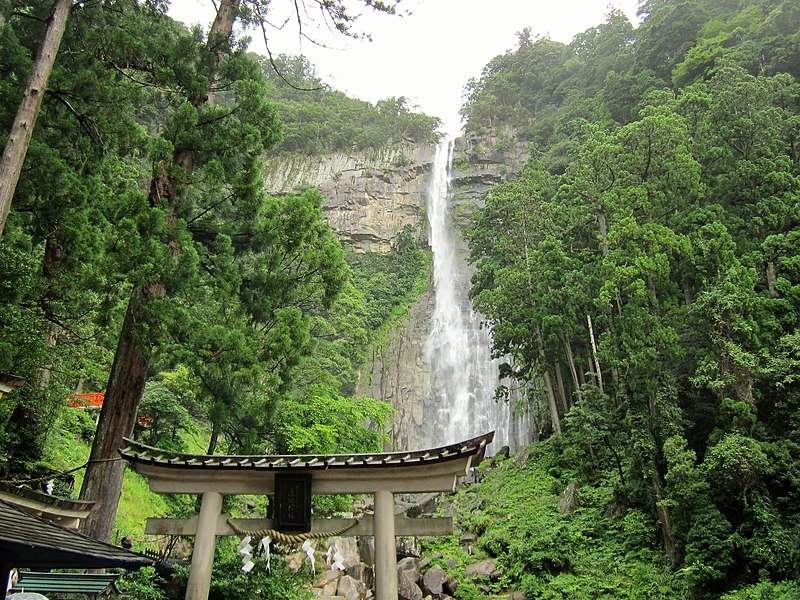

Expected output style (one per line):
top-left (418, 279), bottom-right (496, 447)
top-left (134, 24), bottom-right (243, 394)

top-left (121, 431), bottom-right (494, 600)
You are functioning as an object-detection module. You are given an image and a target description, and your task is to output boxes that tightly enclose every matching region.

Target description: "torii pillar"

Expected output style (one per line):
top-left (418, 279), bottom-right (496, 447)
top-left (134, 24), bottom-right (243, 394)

top-left (373, 490), bottom-right (397, 599)
top-left (122, 431), bottom-right (494, 600)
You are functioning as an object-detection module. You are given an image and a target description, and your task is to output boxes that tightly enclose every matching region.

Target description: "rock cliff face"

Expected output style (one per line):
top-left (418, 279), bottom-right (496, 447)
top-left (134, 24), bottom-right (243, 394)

top-left (263, 133), bottom-right (530, 452)
top-left (263, 144), bottom-right (434, 253)
top-left (357, 132), bottom-right (531, 452)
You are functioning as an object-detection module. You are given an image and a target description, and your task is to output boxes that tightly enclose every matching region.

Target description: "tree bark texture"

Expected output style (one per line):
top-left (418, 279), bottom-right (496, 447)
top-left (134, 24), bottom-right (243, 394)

top-left (80, 289), bottom-right (149, 541)
top-left (0, 0), bottom-right (72, 237)
top-left (554, 359), bottom-right (569, 413)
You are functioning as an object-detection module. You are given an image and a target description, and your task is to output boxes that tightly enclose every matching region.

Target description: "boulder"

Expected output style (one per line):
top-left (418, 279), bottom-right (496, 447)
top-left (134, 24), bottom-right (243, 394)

top-left (397, 568), bottom-right (424, 600)
top-left (337, 574), bottom-right (368, 600)
top-left (346, 562), bottom-right (374, 590)
top-left (397, 536), bottom-right (422, 558)
top-left (357, 536), bottom-right (375, 566)
top-left (397, 557), bottom-right (420, 578)
top-left (330, 537), bottom-right (362, 569)
top-left (465, 558), bottom-right (500, 580)
top-left (444, 573), bottom-right (459, 596)
top-left (421, 564), bottom-right (447, 596)
top-left (315, 569), bottom-right (341, 586)
top-left (459, 532), bottom-right (477, 545)
top-left (514, 445), bottom-right (532, 469)
top-left (285, 551), bottom-right (306, 572)
top-left (314, 578), bottom-right (340, 597)
top-left (558, 481), bottom-right (580, 514)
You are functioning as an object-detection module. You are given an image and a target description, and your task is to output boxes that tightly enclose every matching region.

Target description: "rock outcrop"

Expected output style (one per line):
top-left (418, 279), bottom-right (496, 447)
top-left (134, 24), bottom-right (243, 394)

top-left (263, 144), bottom-right (434, 253)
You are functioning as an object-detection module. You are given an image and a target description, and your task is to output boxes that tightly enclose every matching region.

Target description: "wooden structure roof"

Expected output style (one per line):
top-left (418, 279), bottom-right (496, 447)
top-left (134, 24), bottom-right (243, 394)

top-left (0, 499), bottom-right (151, 570)
top-left (0, 373), bottom-right (27, 395)
top-left (0, 483), bottom-right (97, 530)
top-left (121, 431), bottom-right (494, 495)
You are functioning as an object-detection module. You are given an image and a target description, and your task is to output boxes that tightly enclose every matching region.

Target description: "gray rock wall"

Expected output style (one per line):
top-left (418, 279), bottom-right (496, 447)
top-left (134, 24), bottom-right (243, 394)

top-left (263, 144), bottom-right (434, 253)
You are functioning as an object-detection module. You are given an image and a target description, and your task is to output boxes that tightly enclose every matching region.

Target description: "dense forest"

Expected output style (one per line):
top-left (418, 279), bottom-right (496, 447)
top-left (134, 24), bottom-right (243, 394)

top-left (0, 0), bottom-right (431, 545)
top-left (0, 0), bottom-right (799, 598)
top-left (456, 0), bottom-right (800, 597)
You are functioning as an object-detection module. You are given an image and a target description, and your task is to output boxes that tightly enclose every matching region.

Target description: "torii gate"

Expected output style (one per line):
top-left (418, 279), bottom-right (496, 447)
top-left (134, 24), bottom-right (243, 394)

top-left (121, 431), bottom-right (494, 600)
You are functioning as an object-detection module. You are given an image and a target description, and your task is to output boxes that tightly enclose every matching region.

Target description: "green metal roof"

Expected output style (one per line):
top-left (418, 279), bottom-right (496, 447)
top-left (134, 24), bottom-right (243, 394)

top-left (10, 571), bottom-right (119, 595)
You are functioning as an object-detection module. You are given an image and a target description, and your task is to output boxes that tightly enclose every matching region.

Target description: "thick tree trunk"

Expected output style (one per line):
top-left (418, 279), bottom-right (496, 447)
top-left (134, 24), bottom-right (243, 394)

top-left (0, 0), bottom-right (72, 237)
top-left (766, 260), bottom-right (779, 298)
top-left (543, 370), bottom-right (562, 435)
top-left (78, 0), bottom-right (240, 542)
top-left (79, 289), bottom-right (149, 542)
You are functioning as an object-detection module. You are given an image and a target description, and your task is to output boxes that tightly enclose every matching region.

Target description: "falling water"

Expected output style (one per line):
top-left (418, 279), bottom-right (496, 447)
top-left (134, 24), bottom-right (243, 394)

top-left (424, 140), bottom-right (530, 452)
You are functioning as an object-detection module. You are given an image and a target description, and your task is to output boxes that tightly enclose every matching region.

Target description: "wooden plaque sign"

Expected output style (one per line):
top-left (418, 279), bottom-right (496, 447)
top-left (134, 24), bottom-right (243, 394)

top-left (274, 473), bottom-right (312, 532)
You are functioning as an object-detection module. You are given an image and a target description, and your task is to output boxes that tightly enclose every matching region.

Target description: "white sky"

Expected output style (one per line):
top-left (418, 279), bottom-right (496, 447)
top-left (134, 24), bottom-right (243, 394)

top-left (169, 0), bottom-right (641, 135)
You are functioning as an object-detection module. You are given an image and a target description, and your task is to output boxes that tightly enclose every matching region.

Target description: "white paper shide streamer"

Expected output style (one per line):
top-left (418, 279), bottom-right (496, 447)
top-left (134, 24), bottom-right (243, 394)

top-left (239, 535), bottom-right (254, 573)
top-left (261, 536), bottom-right (272, 573)
top-left (301, 539), bottom-right (316, 574)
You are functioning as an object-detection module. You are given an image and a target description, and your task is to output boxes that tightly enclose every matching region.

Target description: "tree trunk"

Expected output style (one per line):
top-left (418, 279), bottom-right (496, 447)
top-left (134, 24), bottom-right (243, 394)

top-left (562, 334), bottom-right (581, 403)
top-left (543, 369), bottom-right (562, 435)
top-left (79, 289), bottom-right (149, 542)
top-left (78, 0), bottom-right (240, 541)
top-left (587, 314), bottom-right (604, 393)
top-left (38, 226), bottom-right (61, 388)
top-left (554, 359), bottom-right (568, 413)
top-left (207, 421), bottom-right (220, 455)
top-left (652, 470), bottom-right (678, 564)
top-left (766, 260), bottom-right (779, 298)
top-left (535, 325), bottom-right (561, 435)
top-left (0, 0), bottom-right (72, 237)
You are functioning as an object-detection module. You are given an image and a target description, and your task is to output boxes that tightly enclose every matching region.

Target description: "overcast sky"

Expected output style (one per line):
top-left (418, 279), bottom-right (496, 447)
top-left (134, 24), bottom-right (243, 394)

top-left (169, 0), bottom-right (641, 135)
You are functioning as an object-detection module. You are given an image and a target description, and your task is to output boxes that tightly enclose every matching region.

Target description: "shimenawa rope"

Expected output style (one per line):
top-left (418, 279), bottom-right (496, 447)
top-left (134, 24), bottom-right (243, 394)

top-left (227, 517), bottom-right (361, 544)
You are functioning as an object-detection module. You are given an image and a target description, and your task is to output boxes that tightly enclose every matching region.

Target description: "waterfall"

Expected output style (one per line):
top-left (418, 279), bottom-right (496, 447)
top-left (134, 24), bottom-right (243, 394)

top-left (423, 140), bottom-right (530, 453)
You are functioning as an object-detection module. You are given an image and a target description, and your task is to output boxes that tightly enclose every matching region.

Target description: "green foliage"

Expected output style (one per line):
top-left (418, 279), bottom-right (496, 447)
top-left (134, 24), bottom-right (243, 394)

top-left (427, 444), bottom-right (687, 599)
top-left (118, 566), bottom-right (168, 600)
top-left (346, 225), bottom-right (430, 333)
top-left (166, 538), bottom-right (313, 600)
top-left (721, 580), bottom-right (800, 599)
top-left (275, 384), bottom-right (391, 454)
top-left (259, 55), bottom-right (440, 154)
top-left (463, 5), bottom-right (800, 595)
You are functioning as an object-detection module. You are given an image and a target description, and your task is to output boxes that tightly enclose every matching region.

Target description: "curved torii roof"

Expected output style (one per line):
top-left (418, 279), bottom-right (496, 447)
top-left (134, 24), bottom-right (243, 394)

top-left (121, 431), bottom-right (494, 495)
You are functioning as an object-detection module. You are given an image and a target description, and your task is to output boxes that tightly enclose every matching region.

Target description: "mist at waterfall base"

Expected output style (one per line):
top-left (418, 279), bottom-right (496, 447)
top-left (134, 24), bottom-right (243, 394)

top-left (423, 141), bottom-right (531, 454)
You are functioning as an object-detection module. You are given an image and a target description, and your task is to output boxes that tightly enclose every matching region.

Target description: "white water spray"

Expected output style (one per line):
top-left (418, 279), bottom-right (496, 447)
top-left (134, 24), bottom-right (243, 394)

top-left (424, 141), bottom-right (530, 452)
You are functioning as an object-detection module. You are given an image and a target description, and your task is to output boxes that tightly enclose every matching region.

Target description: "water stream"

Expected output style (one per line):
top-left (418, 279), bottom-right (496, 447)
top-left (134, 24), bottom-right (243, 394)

top-left (424, 140), bottom-right (530, 453)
